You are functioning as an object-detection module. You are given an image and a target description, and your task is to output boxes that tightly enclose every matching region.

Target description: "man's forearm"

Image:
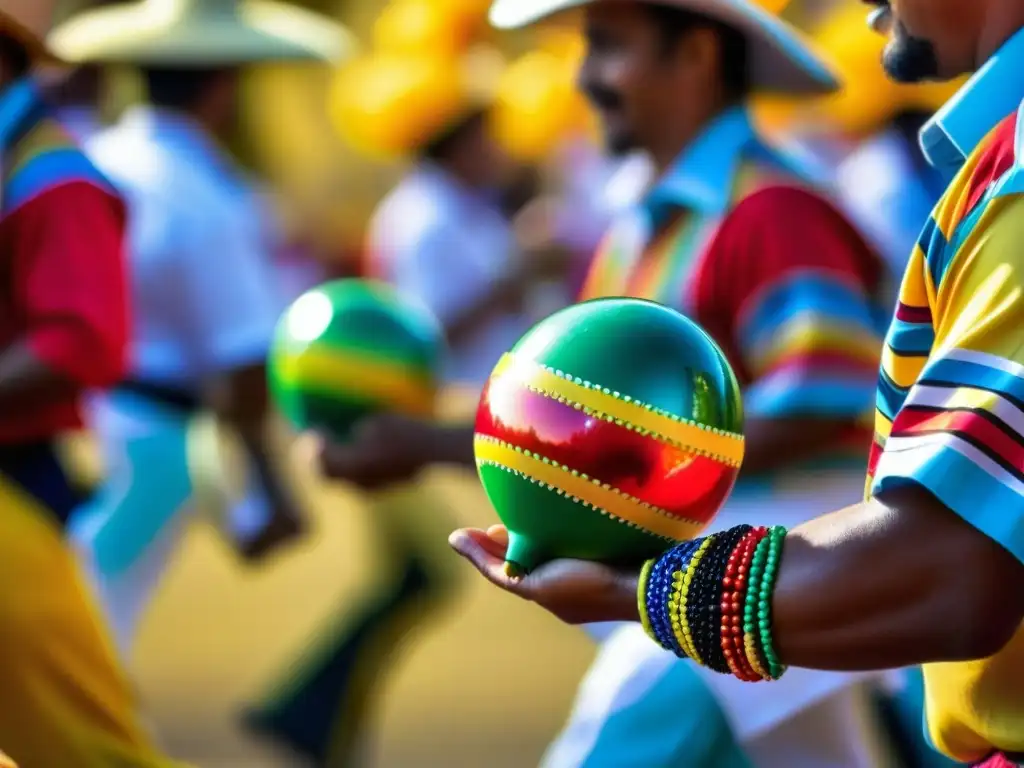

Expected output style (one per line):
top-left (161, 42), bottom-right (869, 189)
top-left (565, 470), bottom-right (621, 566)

top-left (770, 485), bottom-right (1024, 671)
top-left (0, 342), bottom-right (78, 414)
top-left (740, 416), bottom-right (852, 475)
top-left (435, 423), bottom-right (477, 468)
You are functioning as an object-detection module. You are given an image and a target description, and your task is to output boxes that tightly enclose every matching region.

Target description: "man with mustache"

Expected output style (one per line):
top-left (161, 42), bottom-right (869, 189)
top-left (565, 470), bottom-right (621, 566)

top-left (451, 1), bottom-right (1024, 767)
top-left (315, 0), bottom-right (899, 765)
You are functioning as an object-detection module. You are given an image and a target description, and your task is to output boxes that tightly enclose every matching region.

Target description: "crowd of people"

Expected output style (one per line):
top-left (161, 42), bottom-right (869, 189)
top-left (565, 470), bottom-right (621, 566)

top-left (0, 0), bottom-right (1019, 766)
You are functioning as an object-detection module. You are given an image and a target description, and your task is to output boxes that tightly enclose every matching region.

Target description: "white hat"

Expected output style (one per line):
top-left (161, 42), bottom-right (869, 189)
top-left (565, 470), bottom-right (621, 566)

top-left (49, 0), bottom-right (355, 66)
top-left (0, 0), bottom-right (60, 64)
top-left (489, 0), bottom-right (839, 95)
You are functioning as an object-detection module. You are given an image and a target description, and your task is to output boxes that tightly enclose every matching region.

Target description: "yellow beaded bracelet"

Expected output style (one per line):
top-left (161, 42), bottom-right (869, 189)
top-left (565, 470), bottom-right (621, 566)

top-left (674, 535), bottom-right (715, 666)
top-left (638, 558), bottom-right (656, 640)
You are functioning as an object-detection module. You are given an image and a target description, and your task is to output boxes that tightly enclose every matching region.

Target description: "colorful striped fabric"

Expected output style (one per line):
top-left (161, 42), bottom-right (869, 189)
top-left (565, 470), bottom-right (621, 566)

top-left (3, 117), bottom-right (117, 216)
top-left (579, 160), bottom-right (790, 311)
top-left (579, 116), bottom-right (884, 484)
top-left (867, 102), bottom-right (1024, 762)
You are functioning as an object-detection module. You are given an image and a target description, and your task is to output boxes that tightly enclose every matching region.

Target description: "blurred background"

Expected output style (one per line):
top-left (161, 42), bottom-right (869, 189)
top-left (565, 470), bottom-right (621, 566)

top-left (44, 0), bottom-right (956, 765)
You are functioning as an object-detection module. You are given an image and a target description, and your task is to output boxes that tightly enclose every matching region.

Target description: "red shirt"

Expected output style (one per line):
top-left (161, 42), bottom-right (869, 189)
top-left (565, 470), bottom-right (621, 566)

top-left (0, 118), bottom-right (128, 443)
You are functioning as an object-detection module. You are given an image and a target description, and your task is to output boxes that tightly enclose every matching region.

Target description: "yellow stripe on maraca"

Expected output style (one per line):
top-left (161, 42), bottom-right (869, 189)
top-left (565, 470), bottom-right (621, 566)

top-left (492, 354), bottom-right (744, 466)
top-left (275, 348), bottom-right (436, 416)
top-left (475, 435), bottom-right (705, 541)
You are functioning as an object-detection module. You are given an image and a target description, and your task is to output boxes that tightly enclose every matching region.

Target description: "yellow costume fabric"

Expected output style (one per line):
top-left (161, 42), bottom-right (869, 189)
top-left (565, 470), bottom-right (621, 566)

top-left (0, 473), bottom-right (186, 767)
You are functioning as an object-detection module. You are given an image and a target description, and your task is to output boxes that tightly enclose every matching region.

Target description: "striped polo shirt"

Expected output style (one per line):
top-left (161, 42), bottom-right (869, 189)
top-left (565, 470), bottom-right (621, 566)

top-left (581, 106), bottom-right (887, 492)
top-left (867, 28), bottom-right (1024, 764)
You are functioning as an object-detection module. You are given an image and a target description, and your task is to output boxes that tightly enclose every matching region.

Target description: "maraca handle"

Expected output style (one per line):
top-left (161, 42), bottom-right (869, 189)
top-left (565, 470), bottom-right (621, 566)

top-left (504, 530), bottom-right (543, 575)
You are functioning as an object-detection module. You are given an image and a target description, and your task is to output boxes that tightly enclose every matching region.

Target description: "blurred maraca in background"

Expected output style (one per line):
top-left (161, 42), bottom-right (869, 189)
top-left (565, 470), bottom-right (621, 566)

top-left (270, 279), bottom-right (445, 441)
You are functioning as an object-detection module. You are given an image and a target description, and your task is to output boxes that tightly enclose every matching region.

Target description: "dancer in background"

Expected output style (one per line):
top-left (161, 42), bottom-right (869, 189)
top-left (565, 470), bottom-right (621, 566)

top-left (241, 29), bottom-right (548, 763)
top-left (49, 0), bottom-right (350, 657)
top-left (0, 1), bottom-right (182, 764)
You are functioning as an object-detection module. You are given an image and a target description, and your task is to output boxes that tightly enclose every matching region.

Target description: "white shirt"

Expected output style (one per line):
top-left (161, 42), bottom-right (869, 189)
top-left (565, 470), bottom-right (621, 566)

top-left (368, 164), bottom-right (528, 386)
top-left (88, 108), bottom-right (285, 387)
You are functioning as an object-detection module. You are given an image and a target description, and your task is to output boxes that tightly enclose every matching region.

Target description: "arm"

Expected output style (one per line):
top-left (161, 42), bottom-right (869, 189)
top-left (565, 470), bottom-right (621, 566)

top-left (181, 204), bottom-right (303, 554)
top-left (316, 417), bottom-right (476, 489)
top-left (700, 187), bottom-right (885, 475)
top-left (450, 194), bottom-right (1024, 672)
top-left (0, 183), bottom-right (128, 413)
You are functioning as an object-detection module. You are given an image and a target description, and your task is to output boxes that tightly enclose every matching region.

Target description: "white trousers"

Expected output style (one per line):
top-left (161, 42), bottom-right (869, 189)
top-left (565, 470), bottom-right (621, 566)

top-left (549, 470), bottom-right (896, 768)
top-left (70, 392), bottom-right (271, 658)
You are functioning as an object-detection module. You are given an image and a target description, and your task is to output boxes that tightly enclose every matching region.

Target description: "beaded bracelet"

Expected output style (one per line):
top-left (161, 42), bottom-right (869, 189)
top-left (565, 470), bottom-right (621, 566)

top-left (688, 525), bottom-right (750, 675)
top-left (755, 526), bottom-right (787, 680)
top-left (721, 527), bottom-right (767, 681)
top-left (639, 524), bottom-right (789, 683)
top-left (742, 532), bottom-right (773, 680)
top-left (646, 539), bottom-right (702, 656)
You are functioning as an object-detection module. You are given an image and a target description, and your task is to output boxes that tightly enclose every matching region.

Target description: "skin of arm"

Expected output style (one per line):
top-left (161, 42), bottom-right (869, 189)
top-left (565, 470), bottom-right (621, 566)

top-left (450, 488), bottom-right (1024, 671)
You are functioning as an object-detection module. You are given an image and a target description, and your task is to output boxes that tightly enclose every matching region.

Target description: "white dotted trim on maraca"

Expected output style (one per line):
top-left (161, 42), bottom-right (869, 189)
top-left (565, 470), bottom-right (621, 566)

top-left (475, 434), bottom-right (703, 541)
top-left (476, 458), bottom-right (678, 543)
top-left (495, 354), bottom-right (744, 467)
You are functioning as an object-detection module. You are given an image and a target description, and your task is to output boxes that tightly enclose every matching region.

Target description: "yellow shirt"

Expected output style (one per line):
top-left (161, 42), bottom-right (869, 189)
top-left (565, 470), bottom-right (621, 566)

top-left (866, 104), bottom-right (1024, 760)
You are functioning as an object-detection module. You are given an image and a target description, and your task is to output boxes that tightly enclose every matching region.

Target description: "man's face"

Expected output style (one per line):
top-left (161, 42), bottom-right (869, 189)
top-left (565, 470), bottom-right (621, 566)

top-left (578, 3), bottom-right (699, 156)
top-left (865, 0), bottom-right (985, 82)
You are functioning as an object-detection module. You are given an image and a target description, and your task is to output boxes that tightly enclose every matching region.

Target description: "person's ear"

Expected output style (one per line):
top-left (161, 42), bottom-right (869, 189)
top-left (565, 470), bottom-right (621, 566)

top-left (678, 25), bottom-right (721, 81)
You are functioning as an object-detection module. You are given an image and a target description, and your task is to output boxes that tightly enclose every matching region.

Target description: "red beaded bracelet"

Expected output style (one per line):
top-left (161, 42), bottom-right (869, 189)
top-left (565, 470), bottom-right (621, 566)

top-left (720, 527), bottom-right (768, 681)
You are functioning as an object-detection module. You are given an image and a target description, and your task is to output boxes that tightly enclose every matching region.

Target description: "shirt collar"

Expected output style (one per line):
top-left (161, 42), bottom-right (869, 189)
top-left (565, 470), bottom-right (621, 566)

top-left (920, 26), bottom-right (1024, 173)
top-left (0, 78), bottom-right (43, 149)
top-left (643, 106), bottom-right (755, 219)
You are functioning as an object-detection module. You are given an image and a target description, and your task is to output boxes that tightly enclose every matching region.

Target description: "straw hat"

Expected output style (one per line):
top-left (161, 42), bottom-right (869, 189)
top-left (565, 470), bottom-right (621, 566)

top-left (372, 0), bottom-right (492, 58)
top-left (330, 46), bottom-right (505, 162)
top-left (490, 32), bottom-right (596, 162)
top-left (488, 0), bottom-right (838, 95)
top-left (0, 0), bottom-right (60, 64)
top-left (48, 0), bottom-right (355, 66)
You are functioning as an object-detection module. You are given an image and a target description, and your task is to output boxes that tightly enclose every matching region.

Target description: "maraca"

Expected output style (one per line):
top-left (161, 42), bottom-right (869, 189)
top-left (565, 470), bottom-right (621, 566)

top-left (269, 279), bottom-right (444, 440)
top-left (474, 298), bottom-right (744, 575)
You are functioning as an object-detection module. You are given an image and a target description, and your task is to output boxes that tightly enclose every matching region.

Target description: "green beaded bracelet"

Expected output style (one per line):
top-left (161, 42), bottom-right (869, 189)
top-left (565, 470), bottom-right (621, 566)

top-left (743, 534), bottom-right (772, 679)
top-left (755, 526), bottom-right (787, 679)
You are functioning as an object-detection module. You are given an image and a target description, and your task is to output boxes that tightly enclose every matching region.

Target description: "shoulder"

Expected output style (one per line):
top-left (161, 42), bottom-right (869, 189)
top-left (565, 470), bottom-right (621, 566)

top-left (89, 123), bottom-right (242, 229)
top-left (369, 175), bottom-right (450, 256)
top-left (726, 183), bottom-right (850, 232)
top-left (4, 118), bottom-right (120, 215)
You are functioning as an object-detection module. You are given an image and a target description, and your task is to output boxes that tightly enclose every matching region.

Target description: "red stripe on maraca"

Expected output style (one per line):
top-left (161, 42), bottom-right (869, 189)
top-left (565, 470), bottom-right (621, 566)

top-left (475, 375), bottom-right (737, 528)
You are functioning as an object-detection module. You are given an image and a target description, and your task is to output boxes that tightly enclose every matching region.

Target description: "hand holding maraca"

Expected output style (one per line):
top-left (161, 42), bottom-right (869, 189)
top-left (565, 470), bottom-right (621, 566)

top-left (449, 523), bottom-right (641, 625)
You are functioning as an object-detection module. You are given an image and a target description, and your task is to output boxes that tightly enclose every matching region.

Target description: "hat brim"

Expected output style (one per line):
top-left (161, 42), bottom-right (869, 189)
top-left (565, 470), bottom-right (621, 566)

top-left (48, 1), bottom-right (356, 66)
top-left (489, 0), bottom-right (840, 95)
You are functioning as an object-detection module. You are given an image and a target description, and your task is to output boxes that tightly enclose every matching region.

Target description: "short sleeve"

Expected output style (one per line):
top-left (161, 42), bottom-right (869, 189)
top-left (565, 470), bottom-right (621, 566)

top-left (178, 202), bottom-right (284, 372)
top-left (15, 182), bottom-right (129, 388)
top-left (872, 193), bottom-right (1024, 564)
top-left (699, 186), bottom-right (885, 420)
top-left (375, 222), bottom-right (497, 327)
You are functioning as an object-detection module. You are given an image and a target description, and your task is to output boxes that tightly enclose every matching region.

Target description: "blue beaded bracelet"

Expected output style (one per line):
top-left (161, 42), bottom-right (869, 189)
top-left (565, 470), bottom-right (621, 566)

top-left (646, 538), bottom-right (703, 655)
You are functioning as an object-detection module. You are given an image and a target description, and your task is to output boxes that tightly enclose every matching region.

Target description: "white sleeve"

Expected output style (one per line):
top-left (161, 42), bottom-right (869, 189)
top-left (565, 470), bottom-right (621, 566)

top-left (378, 224), bottom-right (491, 327)
top-left (179, 203), bottom-right (285, 372)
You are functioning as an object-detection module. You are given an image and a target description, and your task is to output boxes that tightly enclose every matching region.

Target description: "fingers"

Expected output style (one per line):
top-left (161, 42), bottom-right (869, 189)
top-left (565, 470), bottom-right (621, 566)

top-left (448, 528), bottom-right (528, 596)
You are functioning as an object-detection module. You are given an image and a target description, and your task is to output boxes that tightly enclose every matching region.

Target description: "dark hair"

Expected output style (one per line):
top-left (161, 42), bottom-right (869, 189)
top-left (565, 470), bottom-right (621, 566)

top-left (643, 4), bottom-right (750, 101)
top-left (420, 108), bottom-right (487, 162)
top-left (0, 34), bottom-right (31, 80)
top-left (142, 67), bottom-right (230, 111)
